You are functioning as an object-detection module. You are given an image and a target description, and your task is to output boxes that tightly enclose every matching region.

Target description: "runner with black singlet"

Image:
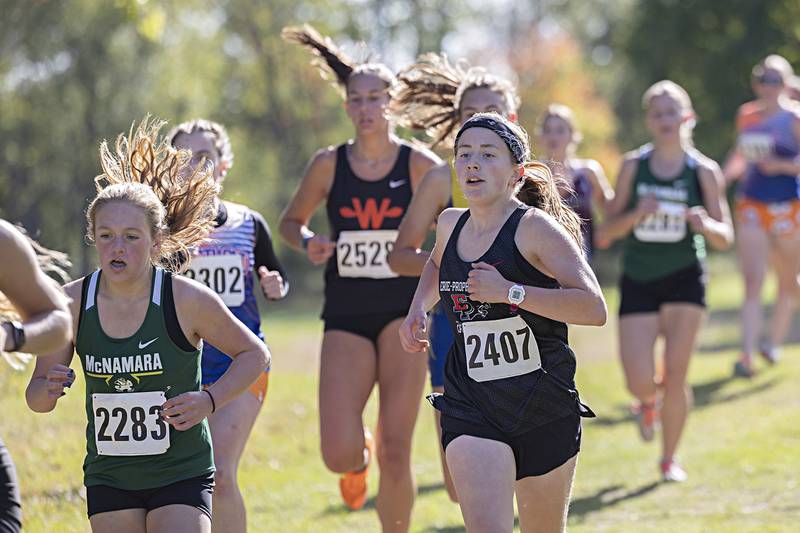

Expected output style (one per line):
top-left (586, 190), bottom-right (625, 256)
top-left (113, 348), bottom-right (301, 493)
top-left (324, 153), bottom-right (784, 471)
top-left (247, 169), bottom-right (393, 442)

top-left (279, 26), bottom-right (439, 532)
top-left (400, 113), bottom-right (606, 532)
top-left (170, 119), bottom-right (286, 533)
top-left (25, 118), bottom-right (269, 533)
top-left (599, 81), bottom-right (733, 482)
top-left (538, 104), bottom-right (614, 259)
top-left (387, 52), bottom-right (522, 502)
top-left (0, 220), bottom-right (72, 533)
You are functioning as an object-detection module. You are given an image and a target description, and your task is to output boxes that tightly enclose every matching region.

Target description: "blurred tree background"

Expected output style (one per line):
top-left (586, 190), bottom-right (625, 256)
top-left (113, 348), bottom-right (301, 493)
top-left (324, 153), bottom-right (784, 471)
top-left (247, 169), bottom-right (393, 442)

top-left (2, 0), bottom-right (799, 307)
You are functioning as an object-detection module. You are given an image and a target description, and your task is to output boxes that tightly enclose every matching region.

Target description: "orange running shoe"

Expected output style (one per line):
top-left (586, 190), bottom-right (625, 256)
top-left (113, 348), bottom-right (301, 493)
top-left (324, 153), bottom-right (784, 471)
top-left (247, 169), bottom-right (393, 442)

top-left (339, 427), bottom-right (375, 510)
top-left (632, 401), bottom-right (659, 442)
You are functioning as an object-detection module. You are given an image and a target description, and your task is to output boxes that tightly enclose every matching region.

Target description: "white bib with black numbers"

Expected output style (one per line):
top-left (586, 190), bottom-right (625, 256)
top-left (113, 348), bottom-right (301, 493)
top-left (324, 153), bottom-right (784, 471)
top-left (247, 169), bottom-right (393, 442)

top-left (93, 391), bottom-right (170, 456)
top-left (738, 132), bottom-right (774, 162)
top-left (461, 315), bottom-right (541, 382)
top-left (336, 230), bottom-right (398, 279)
top-left (634, 201), bottom-right (687, 243)
top-left (185, 254), bottom-right (245, 306)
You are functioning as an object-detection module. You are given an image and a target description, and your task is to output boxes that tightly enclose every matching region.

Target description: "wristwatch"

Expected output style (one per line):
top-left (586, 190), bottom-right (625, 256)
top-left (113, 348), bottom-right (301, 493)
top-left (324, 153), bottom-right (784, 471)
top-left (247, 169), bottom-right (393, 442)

top-left (3, 320), bottom-right (25, 352)
top-left (507, 284), bottom-right (525, 312)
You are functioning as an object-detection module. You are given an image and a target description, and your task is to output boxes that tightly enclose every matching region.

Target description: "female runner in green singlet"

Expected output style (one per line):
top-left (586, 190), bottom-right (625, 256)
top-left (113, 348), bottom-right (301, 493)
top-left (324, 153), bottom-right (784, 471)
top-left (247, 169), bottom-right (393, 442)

top-left (26, 118), bottom-right (269, 533)
top-left (599, 81), bottom-right (733, 482)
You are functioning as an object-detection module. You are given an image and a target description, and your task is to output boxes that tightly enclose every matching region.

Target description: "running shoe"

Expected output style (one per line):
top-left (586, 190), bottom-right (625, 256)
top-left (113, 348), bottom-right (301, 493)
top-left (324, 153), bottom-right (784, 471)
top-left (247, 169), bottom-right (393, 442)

top-left (758, 341), bottom-right (780, 365)
top-left (632, 401), bottom-right (659, 442)
top-left (339, 426), bottom-right (375, 511)
top-left (733, 358), bottom-right (755, 378)
top-left (660, 458), bottom-right (688, 482)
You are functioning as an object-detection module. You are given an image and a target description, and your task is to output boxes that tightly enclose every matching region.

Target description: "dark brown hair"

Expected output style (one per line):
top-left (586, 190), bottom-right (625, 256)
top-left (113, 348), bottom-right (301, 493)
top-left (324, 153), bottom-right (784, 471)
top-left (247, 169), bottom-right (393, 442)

top-left (457, 112), bottom-right (582, 247)
top-left (281, 24), bottom-right (395, 99)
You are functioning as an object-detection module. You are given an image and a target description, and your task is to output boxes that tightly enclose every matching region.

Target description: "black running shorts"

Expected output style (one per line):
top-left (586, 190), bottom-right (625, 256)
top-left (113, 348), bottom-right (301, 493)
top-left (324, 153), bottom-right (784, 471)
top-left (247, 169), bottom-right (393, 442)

top-left (86, 473), bottom-right (214, 520)
top-left (441, 414), bottom-right (581, 480)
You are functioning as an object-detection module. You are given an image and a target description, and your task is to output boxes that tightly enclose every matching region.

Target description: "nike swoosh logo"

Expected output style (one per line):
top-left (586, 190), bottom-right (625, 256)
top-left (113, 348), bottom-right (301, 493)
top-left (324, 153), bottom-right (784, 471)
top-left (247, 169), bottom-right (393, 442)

top-left (389, 180), bottom-right (407, 189)
top-left (138, 338), bottom-right (158, 349)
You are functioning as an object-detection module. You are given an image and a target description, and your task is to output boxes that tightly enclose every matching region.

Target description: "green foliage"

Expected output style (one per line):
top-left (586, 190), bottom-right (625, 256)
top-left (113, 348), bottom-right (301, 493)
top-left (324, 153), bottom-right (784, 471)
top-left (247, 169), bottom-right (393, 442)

top-left (616, 0), bottom-right (800, 160)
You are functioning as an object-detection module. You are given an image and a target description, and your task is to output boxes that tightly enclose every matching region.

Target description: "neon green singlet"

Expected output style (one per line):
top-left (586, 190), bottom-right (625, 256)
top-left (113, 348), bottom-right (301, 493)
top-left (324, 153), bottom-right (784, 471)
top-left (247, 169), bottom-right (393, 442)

top-left (450, 159), bottom-right (469, 208)
top-left (76, 267), bottom-right (214, 490)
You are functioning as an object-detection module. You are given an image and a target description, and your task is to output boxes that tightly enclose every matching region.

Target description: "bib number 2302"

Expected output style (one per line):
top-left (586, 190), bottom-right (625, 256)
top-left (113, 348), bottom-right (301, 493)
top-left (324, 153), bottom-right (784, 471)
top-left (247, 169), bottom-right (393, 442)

top-left (461, 316), bottom-right (541, 382)
top-left (185, 254), bottom-right (245, 307)
top-left (336, 230), bottom-right (398, 279)
top-left (93, 391), bottom-right (170, 456)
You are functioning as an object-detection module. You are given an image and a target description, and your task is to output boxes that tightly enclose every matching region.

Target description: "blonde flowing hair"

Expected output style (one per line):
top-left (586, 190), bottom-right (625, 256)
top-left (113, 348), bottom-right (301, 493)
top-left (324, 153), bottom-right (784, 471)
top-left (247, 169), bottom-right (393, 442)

top-left (86, 116), bottom-right (219, 273)
top-left (393, 53), bottom-right (520, 149)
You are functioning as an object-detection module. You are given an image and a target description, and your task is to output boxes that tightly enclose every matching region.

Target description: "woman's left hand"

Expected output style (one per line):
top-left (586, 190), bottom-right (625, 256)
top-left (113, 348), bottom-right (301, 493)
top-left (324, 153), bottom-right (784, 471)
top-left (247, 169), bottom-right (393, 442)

top-left (467, 262), bottom-right (510, 304)
top-left (161, 391), bottom-right (214, 431)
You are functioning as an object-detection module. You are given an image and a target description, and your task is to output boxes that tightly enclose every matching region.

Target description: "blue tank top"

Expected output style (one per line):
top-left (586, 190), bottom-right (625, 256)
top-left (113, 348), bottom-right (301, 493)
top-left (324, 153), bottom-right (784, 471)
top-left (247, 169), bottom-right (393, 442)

top-left (185, 202), bottom-right (265, 384)
top-left (565, 167), bottom-right (594, 259)
top-left (740, 109), bottom-right (800, 203)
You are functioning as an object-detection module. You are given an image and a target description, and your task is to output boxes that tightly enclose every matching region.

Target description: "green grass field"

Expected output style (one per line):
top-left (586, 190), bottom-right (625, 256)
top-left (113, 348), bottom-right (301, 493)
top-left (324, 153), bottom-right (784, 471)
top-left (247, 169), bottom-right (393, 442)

top-left (2, 257), bottom-right (799, 532)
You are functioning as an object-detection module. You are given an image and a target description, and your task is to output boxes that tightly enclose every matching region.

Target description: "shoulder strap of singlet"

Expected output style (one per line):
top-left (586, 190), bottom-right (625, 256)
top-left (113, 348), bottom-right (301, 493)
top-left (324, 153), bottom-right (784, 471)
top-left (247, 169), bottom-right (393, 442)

top-left (152, 267), bottom-right (163, 306)
top-left (162, 270), bottom-right (196, 352)
top-left (84, 270), bottom-right (100, 311)
top-left (397, 143), bottom-right (412, 172)
top-left (334, 144), bottom-right (350, 180)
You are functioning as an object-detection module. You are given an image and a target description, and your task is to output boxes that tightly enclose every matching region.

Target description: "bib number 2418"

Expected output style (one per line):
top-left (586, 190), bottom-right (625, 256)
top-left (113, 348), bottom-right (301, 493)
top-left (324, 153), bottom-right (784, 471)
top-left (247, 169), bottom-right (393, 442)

top-left (93, 391), bottom-right (170, 456)
top-left (461, 315), bottom-right (541, 382)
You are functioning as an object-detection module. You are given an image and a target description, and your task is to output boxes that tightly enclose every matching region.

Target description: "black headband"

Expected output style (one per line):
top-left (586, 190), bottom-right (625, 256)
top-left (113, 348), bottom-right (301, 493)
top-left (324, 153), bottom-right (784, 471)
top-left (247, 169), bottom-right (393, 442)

top-left (454, 115), bottom-right (526, 164)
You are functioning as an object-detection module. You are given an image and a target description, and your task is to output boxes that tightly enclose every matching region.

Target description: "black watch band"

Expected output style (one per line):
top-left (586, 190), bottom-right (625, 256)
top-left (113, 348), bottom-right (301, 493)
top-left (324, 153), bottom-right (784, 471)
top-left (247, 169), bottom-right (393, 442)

top-left (4, 320), bottom-right (25, 352)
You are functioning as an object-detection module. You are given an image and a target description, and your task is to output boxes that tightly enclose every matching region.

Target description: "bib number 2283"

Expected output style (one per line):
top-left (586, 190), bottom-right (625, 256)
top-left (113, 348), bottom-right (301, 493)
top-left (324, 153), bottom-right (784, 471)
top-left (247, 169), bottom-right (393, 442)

top-left (461, 315), bottom-right (541, 382)
top-left (93, 391), bottom-right (170, 456)
top-left (336, 230), bottom-right (398, 279)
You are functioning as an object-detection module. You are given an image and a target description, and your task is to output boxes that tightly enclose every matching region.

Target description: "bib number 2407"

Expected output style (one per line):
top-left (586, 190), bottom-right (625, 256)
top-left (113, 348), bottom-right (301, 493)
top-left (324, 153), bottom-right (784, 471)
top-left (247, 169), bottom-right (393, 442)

top-left (93, 391), bottom-right (170, 456)
top-left (462, 315), bottom-right (541, 382)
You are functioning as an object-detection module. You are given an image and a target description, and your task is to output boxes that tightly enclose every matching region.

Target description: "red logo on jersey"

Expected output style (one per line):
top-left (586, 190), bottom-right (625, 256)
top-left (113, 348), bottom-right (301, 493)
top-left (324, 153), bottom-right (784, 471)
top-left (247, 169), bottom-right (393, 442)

top-left (340, 198), bottom-right (404, 230)
top-left (451, 293), bottom-right (490, 321)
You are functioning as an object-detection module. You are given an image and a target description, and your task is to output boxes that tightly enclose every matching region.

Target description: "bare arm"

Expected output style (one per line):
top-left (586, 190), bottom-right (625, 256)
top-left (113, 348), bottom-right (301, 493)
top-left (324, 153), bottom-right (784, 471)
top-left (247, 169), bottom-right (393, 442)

top-left (0, 220), bottom-right (72, 354)
top-left (688, 160), bottom-right (734, 250)
top-left (584, 159), bottom-right (615, 213)
top-left (160, 278), bottom-right (269, 429)
top-left (399, 208), bottom-right (463, 352)
top-left (467, 210), bottom-right (607, 326)
top-left (408, 144), bottom-right (443, 191)
top-left (595, 156), bottom-right (657, 244)
top-left (387, 164), bottom-right (451, 276)
top-left (278, 148), bottom-right (337, 265)
top-left (26, 280), bottom-right (82, 413)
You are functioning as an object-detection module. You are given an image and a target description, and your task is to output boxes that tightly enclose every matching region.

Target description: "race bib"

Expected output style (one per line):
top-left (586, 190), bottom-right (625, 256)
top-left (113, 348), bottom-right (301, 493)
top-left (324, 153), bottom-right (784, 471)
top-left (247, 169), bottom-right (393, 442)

top-left (738, 132), bottom-right (774, 162)
top-left (93, 391), bottom-right (170, 456)
top-left (185, 254), bottom-right (245, 306)
top-left (336, 230), bottom-right (398, 279)
top-left (461, 315), bottom-right (541, 382)
top-left (634, 201), bottom-right (687, 243)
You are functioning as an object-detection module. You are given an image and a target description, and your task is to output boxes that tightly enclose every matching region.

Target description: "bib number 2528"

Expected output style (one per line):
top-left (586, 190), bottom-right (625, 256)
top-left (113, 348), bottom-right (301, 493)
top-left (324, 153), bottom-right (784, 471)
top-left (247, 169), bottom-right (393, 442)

top-left (336, 230), bottom-right (398, 279)
top-left (461, 315), bottom-right (541, 382)
top-left (93, 391), bottom-right (170, 456)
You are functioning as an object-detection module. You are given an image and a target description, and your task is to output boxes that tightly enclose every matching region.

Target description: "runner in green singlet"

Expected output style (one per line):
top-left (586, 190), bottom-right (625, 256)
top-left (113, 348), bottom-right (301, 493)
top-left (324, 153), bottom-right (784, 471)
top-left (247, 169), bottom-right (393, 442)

top-left (26, 118), bottom-right (269, 533)
top-left (599, 81), bottom-right (733, 482)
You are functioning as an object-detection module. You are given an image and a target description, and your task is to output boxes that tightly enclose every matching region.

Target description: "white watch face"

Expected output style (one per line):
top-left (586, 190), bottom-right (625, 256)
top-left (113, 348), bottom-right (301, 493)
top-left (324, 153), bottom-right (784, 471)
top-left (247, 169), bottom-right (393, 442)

top-left (508, 285), bottom-right (525, 304)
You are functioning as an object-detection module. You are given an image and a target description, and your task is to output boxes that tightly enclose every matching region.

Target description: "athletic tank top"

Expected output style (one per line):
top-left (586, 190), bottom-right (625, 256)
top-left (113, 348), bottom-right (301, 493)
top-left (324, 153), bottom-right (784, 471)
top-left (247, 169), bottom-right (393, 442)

top-left (738, 108), bottom-right (800, 203)
top-left (565, 167), bottom-right (594, 258)
top-left (76, 268), bottom-right (214, 490)
top-left (622, 146), bottom-right (706, 282)
top-left (186, 201), bottom-right (265, 384)
top-left (323, 143), bottom-right (419, 318)
top-left (431, 207), bottom-right (592, 436)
